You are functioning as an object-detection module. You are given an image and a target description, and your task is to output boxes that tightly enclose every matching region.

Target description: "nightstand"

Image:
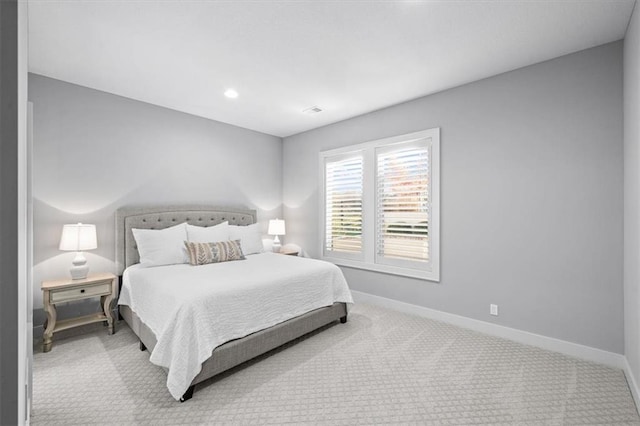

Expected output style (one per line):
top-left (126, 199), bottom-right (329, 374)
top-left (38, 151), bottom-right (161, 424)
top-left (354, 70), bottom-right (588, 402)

top-left (279, 249), bottom-right (299, 256)
top-left (41, 272), bottom-right (118, 353)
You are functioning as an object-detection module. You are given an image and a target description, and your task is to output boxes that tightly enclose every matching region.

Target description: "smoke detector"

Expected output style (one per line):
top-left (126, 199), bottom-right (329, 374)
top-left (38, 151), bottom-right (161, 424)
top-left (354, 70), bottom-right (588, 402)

top-left (302, 106), bottom-right (323, 114)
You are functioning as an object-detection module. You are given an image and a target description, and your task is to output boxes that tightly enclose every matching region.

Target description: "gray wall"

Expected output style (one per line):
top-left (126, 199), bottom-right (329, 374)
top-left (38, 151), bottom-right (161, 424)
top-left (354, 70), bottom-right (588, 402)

top-left (1, 1), bottom-right (20, 423)
top-left (283, 42), bottom-right (624, 353)
top-left (624, 4), bottom-right (640, 391)
top-left (29, 74), bottom-right (283, 324)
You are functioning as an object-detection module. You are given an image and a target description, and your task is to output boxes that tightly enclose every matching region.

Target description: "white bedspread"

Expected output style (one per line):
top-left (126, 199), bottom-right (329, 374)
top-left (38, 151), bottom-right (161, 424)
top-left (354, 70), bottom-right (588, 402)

top-left (118, 252), bottom-right (353, 400)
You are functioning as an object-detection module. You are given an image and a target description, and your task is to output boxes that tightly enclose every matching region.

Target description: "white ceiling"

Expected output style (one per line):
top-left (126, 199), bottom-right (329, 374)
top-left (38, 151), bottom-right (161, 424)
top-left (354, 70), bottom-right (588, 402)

top-left (28, 0), bottom-right (636, 138)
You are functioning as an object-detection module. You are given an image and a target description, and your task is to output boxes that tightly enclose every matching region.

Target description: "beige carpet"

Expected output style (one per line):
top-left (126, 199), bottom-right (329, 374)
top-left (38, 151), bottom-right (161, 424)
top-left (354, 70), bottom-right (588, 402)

top-left (32, 303), bottom-right (639, 425)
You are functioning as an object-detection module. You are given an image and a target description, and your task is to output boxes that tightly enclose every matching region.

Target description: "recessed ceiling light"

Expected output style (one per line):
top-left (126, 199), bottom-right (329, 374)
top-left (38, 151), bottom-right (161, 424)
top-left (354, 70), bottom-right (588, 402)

top-left (303, 106), bottom-right (323, 114)
top-left (224, 89), bottom-right (238, 99)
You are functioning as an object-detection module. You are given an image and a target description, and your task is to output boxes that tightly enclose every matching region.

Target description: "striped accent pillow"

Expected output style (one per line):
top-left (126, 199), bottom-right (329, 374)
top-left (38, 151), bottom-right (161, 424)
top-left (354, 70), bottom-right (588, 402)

top-left (184, 240), bottom-right (245, 266)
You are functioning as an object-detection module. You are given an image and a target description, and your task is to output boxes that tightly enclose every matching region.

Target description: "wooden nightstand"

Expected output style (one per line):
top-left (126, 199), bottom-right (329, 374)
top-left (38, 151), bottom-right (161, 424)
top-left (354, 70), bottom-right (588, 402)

top-left (41, 272), bottom-right (118, 353)
top-left (279, 249), bottom-right (299, 256)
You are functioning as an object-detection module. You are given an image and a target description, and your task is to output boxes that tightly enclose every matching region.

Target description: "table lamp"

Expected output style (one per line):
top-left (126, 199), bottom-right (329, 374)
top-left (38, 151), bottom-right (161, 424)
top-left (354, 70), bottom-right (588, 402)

top-left (59, 223), bottom-right (97, 280)
top-left (268, 219), bottom-right (286, 252)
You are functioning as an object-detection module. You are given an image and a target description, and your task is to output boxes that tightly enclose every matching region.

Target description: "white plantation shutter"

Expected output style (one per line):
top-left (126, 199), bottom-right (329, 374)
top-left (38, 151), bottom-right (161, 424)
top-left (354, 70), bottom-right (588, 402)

top-left (320, 128), bottom-right (439, 281)
top-left (324, 156), bottom-right (363, 257)
top-left (376, 142), bottom-right (430, 268)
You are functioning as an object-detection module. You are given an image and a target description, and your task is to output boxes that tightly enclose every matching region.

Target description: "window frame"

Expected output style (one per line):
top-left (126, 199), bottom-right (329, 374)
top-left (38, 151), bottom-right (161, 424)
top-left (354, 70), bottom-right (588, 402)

top-left (319, 128), bottom-right (440, 282)
top-left (375, 138), bottom-right (431, 270)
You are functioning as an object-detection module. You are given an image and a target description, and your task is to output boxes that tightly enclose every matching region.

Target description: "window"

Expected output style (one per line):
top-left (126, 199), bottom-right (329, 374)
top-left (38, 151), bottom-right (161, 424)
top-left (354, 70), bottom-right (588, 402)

top-left (324, 155), bottom-right (363, 258)
top-left (320, 128), bottom-right (440, 281)
top-left (376, 142), bottom-right (430, 268)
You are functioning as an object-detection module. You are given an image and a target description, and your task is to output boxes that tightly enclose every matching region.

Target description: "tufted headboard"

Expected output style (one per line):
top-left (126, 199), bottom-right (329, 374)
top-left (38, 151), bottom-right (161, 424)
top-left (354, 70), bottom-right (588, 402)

top-left (115, 205), bottom-right (257, 274)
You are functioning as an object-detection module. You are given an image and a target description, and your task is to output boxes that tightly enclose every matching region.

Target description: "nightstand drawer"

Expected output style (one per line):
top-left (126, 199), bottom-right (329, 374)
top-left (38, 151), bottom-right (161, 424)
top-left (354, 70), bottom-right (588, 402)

top-left (50, 282), bottom-right (111, 303)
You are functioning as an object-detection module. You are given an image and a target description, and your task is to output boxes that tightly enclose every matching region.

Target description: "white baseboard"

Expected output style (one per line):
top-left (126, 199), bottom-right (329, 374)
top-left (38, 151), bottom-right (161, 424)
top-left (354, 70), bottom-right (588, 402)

top-left (624, 358), bottom-right (640, 413)
top-left (351, 290), bottom-right (626, 370)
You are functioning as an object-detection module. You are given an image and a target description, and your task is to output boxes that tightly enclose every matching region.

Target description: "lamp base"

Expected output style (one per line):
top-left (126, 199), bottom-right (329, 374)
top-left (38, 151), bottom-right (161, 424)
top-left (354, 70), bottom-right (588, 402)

top-left (70, 252), bottom-right (89, 280)
top-left (272, 236), bottom-right (282, 253)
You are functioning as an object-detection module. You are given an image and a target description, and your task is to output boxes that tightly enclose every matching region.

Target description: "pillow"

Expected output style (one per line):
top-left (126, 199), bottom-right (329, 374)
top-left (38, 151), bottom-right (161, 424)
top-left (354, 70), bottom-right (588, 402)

top-left (187, 221), bottom-right (229, 243)
top-left (229, 223), bottom-right (263, 255)
top-left (184, 240), bottom-right (245, 265)
top-left (132, 222), bottom-right (188, 267)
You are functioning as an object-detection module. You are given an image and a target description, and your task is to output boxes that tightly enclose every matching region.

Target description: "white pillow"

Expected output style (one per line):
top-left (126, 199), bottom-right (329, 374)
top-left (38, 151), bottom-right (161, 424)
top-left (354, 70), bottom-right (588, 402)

top-left (186, 221), bottom-right (229, 243)
top-left (132, 222), bottom-right (188, 267)
top-left (229, 223), bottom-right (263, 255)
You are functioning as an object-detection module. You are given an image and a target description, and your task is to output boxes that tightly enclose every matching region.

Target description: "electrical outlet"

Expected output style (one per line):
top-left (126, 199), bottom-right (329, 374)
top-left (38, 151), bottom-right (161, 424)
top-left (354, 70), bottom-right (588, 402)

top-left (490, 304), bottom-right (499, 316)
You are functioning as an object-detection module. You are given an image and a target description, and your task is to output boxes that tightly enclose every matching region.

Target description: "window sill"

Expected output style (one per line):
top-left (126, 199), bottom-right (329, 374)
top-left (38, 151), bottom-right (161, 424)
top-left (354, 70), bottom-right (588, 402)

top-left (321, 256), bottom-right (440, 282)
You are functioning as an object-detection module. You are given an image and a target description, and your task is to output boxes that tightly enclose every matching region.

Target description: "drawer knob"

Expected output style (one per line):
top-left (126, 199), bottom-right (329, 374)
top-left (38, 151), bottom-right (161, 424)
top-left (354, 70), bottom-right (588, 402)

top-left (80, 289), bottom-right (85, 293)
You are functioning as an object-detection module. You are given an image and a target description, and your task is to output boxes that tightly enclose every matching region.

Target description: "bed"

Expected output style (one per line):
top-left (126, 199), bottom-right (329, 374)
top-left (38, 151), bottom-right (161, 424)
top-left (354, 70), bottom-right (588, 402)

top-left (115, 205), bottom-right (352, 402)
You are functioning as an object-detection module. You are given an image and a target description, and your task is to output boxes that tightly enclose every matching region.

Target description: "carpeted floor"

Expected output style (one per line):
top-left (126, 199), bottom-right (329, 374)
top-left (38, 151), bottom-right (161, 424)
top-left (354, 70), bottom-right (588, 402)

top-left (32, 303), bottom-right (639, 425)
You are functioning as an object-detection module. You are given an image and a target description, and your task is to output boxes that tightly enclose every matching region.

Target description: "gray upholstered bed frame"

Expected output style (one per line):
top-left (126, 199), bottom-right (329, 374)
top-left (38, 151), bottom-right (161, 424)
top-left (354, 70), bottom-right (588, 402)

top-left (115, 205), bottom-right (347, 402)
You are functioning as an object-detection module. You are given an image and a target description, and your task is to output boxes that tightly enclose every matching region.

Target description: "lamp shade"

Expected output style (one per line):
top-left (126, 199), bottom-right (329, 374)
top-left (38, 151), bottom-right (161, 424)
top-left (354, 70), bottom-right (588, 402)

top-left (59, 223), bottom-right (97, 251)
top-left (268, 219), bottom-right (286, 236)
